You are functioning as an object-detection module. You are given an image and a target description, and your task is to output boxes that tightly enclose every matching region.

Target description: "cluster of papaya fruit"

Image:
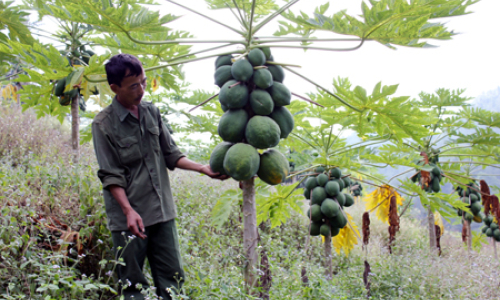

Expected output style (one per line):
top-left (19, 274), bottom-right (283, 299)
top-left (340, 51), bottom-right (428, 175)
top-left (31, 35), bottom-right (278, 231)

top-left (209, 48), bottom-right (294, 185)
top-left (410, 161), bottom-right (443, 193)
top-left (456, 182), bottom-right (483, 223)
top-left (482, 215), bottom-right (500, 241)
top-left (53, 48), bottom-right (97, 110)
top-left (351, 180), bottom-right (363, 197)
top-left (60, 47), bottom-right (95, 67)
top-left (304, 167), bottom-right (355, 237)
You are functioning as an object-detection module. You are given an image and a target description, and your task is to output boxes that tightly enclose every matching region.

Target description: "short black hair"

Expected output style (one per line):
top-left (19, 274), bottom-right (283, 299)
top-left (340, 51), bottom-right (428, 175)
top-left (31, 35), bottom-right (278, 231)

top-left (105, 54), bottom-right (143, 87)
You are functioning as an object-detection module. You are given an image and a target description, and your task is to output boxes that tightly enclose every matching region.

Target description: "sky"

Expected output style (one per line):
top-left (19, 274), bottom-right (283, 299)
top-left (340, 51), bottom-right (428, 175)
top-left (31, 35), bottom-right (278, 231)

top-left (158, 0), bottom-right (500, 102)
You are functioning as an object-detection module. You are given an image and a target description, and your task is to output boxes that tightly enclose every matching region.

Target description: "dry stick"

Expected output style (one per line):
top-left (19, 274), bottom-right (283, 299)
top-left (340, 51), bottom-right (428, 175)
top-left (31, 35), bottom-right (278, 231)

top-left (188, 93), bottom-right (219, 112)
top-left (291, 92), bottom-right (325, 108)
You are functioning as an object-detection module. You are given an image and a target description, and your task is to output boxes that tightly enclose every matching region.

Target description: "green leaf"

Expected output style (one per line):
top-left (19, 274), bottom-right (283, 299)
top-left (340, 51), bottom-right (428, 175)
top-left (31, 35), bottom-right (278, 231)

top-left (211, 188), bottom-right (241, 229)
top-left (256, 180), bottom-right (304, 228)
top-left (277, 0), bottom-right (477, 48)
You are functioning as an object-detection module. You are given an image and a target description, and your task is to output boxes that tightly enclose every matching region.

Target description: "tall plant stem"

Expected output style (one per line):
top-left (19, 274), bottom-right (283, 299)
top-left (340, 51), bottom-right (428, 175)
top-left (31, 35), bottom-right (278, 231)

top-left (247, 0), bottom-right (257, 44)
top-left (253, 0), bottom-right (300, 35)
top-left (282, 66), bottom-right (360, 112)
top-left (167, 43), bottom-right (235, 62)
top-left (253, 42), bottom-right (365, 52)
top-left (83, 50), bottom-right (244, 83)
top-left (188, 93), bottom-right (219, 112)
top-left (440, 154), bottom-right (491, 158)
top-left (398, 194), bottom-right (415, 218)
top-left (71, 95), bottom-right (79, 164)
top-left (439, 145), bottom-right (476, 154)
top-left (225, 2), bottom-right (246, 29)
top-left (289, 132), bottom-right (317, 149)
top-left (165, 0), bottom-right (244, 35)
top-left (123, 34), bottom-right (245, 45)
top-left (331, 134), bottom-right (392, 157)
top-left (291, 92), bottom-right (324, 107)
top-left (403, 142), bottom-right (420, 151)
top-left (324, 230), bottom-right (333, 280)
top-left (241, 178), bottom-right (258, 292)
top-left (427, 206), bottom-right (437, 251)
top-left (388, 168), bottom-right (415, 183)
top-left (355, 171), bottom-right (412, 196)
top-left (232, 0), bottom-right (248, 29)
top-left (252, 37), bottom-right (363, 43)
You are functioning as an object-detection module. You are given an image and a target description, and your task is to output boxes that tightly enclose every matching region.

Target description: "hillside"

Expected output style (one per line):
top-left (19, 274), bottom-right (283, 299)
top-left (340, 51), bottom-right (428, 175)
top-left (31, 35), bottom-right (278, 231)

top-left (1, 106), bottom-right (499, 299)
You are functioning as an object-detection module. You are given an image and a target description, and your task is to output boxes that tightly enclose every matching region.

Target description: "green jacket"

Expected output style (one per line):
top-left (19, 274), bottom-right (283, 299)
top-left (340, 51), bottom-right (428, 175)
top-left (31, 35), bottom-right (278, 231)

top-left (92, 98), bottom-right (185, 231)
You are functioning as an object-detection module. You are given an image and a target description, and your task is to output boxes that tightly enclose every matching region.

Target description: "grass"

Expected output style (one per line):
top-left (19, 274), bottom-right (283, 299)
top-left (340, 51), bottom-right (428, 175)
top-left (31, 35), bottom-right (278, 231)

top-left (1, 105), bottom-right (500, 299)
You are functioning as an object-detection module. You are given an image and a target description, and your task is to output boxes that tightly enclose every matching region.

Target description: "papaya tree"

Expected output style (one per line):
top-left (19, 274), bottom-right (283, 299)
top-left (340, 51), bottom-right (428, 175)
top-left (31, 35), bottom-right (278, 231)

top-left (4, 0), bottom-right (191, 162)
top-left (0, 0), bottom-right (34, 104)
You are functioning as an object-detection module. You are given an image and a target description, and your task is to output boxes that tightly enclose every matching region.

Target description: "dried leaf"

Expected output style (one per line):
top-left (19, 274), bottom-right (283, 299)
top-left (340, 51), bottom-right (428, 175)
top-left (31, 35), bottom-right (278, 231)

top-left (480, 180), bottom-right (491, 215)
top-left (388, 196), bottom-right (399, 254)
top-left (462, 220), bottom-right (469, 243)
top-left (363, 260), bottom-right (371, 298)
top-left (362, 212), bottom-right (370, 247)
top-left (420, 170), bottom-right (431, 189)
top-left (258, 250), bottom-right (271, 300)
top-left (152, 77), bottom-right (160, 92)
top-left (434, 211), bottom-right (444, 237)
top-left (435, 225), bottom-right (442, 256)
top-left (331, 212), bottom-right (359, 256)
top-left (301, 267), bottom-right (309, 286)
top-left (491, 195), bottom-right (500, 222)
top-left (363, 185), bottom-right (404, 224)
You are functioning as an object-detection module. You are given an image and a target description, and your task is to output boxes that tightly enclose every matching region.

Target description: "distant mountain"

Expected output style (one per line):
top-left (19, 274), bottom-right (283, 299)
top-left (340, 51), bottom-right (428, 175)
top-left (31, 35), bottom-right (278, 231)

top-left (473, 87), bottom-right (500, 112)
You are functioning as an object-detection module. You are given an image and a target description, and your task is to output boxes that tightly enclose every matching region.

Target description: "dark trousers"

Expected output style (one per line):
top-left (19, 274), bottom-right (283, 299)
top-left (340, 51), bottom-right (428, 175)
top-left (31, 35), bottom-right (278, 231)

top-left (111, 220), bottom-right (185, 300)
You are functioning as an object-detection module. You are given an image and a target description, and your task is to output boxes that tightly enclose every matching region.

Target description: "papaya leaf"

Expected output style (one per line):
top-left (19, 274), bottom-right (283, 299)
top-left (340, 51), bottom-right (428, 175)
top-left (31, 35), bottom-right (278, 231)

top-left (205, 0), bottom-right (278, 17)
top-left (0, 1), bottom-right (34, 45)
top-left (211, 188), bottom-right (241, 229)
top-left (256, 180), bottom-right (304, 228)
top-left (278, 0), bottom-right (477, 49)
top-left (471, 230), bottom-right (487, 253)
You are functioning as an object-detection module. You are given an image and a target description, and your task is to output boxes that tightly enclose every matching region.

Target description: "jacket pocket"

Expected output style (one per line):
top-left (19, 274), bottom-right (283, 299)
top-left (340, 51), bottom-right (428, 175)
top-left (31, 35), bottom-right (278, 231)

top-left (116, 135), bottom-right (141, 165)
top-left (147, 126), bottom-right (161, 151)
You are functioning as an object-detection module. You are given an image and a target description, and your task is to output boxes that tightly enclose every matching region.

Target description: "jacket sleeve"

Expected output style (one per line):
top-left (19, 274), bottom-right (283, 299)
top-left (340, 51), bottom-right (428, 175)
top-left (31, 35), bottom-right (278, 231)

top-left (92, 121), bottom-right (128, 189)
top-left (155, 106), bottom-right (185, 170)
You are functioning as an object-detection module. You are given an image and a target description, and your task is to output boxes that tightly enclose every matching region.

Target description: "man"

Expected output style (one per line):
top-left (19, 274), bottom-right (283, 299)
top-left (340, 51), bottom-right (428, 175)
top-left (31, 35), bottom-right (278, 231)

top-left (92, 53), bottom-right (227, 300)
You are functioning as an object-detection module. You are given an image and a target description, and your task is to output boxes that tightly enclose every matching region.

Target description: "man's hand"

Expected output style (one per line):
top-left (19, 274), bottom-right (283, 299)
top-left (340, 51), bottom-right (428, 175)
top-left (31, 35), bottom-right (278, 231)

top-left (175, 157), bottom-right (229, 180)
top-left (125, 209), bottom-right (147, 239)
top-left (199, 164), bottom-right (230, 180)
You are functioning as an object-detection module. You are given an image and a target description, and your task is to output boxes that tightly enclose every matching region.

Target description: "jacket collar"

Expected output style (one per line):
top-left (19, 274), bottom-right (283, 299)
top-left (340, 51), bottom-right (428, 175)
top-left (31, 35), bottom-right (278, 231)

top-left (112, 96), bottom-right (134, 122)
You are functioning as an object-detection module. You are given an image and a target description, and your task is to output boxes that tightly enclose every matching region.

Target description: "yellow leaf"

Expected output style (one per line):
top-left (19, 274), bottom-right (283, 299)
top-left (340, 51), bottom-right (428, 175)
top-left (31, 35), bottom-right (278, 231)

top-left (363, 184), bottom-right (403, 224)
top-left (434, 211), bottom-right (444, 237)
top-left (1, 84), bottom-right (17, 101)
top-left (332, 212), bottom-right (359, 256)
top-left (152, 77), bottom-right (160, 92)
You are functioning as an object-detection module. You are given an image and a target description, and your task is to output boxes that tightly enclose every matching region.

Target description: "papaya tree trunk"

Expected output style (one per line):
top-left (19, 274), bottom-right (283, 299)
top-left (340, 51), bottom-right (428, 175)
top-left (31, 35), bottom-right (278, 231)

top-left (427, 206), bottom-right (437, 250)
top-left (466, 220), bottom-right (472, 253)
top-left (242, 178), bottom-right (258, 290)
top-left (324, 232), bottom-right (333, 280)
top-left (71, 95), bottom-right (79, 164)
top-left (493, 238), bottom-right (498, 260)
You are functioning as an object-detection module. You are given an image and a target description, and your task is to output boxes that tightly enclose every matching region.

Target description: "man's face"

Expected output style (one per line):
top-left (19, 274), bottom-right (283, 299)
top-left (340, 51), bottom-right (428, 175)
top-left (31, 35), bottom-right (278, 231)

top-left (110, 68), bottom-right (147, 108)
